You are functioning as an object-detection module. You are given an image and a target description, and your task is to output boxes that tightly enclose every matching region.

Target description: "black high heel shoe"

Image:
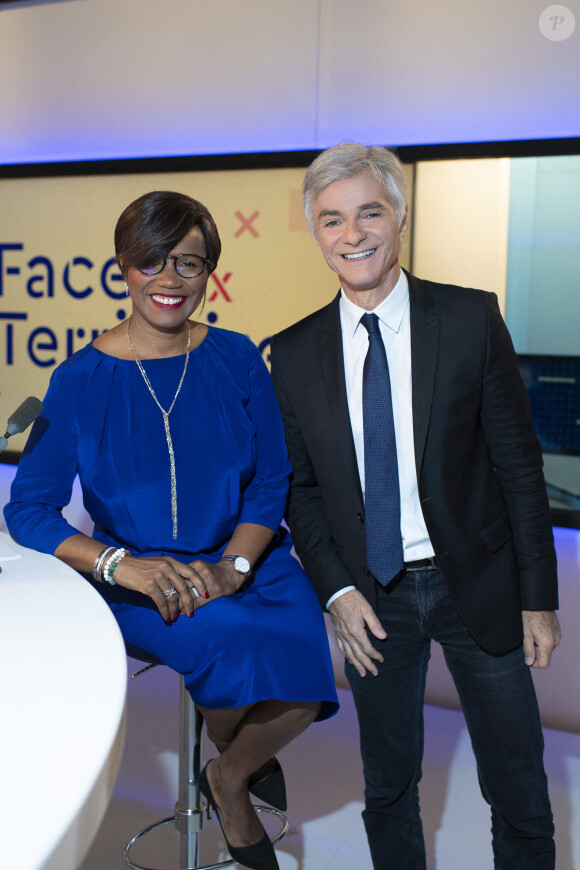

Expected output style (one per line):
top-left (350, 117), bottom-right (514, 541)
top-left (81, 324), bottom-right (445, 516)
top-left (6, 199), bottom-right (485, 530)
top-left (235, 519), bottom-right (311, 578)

top-left (199, 760), bottom-right (279, 870)
top-left (249, 758), bottom-right (287, 811)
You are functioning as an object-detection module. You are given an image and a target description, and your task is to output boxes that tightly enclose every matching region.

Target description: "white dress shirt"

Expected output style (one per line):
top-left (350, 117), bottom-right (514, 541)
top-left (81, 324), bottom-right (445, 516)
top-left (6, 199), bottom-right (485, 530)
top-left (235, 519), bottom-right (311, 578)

top-left (327, 270), bottom-right (434, 608)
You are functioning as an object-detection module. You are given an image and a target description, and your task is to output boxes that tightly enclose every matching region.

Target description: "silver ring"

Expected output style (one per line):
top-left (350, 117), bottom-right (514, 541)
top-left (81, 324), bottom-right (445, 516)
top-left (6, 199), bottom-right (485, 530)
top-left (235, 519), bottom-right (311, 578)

top-left (191, 587), bottom-right (201, 599)
top-left (162, 587), bottom-right (177, 599)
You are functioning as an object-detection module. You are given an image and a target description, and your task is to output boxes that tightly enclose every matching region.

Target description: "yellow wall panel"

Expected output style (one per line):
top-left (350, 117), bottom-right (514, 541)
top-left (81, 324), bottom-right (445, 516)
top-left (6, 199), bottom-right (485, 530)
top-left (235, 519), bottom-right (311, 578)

top-left (412, 159), bottom-right (510, 310)
top-left (0, 168), bottom-right (339, 424)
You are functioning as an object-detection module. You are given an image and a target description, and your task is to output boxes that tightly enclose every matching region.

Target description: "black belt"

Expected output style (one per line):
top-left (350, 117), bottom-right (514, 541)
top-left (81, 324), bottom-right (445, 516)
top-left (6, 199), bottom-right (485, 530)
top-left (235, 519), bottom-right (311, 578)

top-left (404, 557), bottom-right (437, 572)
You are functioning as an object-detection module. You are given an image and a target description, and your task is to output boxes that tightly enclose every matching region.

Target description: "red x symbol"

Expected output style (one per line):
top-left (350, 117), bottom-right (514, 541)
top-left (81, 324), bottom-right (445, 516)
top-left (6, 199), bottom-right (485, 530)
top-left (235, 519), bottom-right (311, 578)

top-left (208, 271), bottom-right (232, 302)
top-left (235, 210), bottom-right (260, 238)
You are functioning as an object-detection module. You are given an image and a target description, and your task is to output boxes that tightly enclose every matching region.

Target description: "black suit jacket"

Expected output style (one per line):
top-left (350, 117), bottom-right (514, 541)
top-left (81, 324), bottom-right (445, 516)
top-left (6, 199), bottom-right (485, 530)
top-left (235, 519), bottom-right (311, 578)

top-left (270, 272), bottom-right (558, 655)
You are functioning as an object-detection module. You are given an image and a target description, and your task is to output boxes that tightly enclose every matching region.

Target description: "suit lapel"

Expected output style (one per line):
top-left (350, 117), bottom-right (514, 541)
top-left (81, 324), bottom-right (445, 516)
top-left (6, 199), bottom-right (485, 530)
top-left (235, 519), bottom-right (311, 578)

top-left (312, 277), bottom-right (439, 501)
top-left (317, 296), bottom-right (364, 503)
top-left (408, 273), bottom-right (438, 480)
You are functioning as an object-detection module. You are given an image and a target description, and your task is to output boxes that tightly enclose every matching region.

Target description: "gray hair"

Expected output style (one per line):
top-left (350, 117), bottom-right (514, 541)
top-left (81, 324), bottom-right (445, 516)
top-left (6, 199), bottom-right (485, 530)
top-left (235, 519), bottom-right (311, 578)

top-left (303, 143), bottom-right (408, 236)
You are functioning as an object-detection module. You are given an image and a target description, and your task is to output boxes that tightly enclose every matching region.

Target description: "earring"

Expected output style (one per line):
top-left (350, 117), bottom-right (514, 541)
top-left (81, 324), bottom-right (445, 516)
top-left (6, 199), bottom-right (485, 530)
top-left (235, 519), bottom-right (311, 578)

top-left (124, 282), bottom-right (129, 297)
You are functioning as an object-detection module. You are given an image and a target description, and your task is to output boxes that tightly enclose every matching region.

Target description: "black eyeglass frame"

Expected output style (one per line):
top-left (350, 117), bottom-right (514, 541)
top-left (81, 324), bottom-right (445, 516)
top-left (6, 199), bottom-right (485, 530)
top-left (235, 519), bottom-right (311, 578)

top-left (138, 254), bottom-right (212, 279)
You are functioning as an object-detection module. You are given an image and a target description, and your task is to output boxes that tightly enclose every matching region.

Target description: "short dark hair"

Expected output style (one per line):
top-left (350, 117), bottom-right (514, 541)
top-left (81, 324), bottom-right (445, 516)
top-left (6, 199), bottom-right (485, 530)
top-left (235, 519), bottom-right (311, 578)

top-left (115, 190), bottom-right (221, 275)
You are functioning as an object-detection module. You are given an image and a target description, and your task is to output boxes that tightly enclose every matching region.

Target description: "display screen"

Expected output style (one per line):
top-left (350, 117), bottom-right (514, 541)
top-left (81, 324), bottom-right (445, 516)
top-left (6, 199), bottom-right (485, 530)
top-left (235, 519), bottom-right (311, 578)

top-left (518, 355), bottom-right (580, 455)
top-left (518, 354), bottom-right (580, 526)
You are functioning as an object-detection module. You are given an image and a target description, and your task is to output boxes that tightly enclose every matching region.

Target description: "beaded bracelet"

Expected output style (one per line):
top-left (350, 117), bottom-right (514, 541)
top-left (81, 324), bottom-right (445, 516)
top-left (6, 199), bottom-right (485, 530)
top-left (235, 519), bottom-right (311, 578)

top-left (102, 547), bottom-right (128, 585)
top-left (93, 546), bottom-right (116, 583)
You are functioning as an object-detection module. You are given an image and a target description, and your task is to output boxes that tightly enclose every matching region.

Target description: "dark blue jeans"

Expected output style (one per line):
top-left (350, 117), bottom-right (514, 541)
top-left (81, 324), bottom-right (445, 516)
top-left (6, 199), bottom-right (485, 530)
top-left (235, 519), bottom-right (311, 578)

top-left (345, 567), bottom-right (555, 870)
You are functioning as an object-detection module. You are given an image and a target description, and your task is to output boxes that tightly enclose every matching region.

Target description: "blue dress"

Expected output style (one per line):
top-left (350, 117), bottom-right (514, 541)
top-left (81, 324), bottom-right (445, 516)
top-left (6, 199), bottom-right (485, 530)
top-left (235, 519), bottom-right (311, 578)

top-left (5, 327), bottom-right (338, 720)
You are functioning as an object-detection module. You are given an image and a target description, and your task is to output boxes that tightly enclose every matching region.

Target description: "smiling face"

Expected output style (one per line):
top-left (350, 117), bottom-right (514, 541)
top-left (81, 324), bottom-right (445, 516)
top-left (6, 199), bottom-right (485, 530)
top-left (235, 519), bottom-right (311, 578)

top-left (125, 227), bottom-right (209, 336)
top-left (313, 172), bottom-right (408, 309)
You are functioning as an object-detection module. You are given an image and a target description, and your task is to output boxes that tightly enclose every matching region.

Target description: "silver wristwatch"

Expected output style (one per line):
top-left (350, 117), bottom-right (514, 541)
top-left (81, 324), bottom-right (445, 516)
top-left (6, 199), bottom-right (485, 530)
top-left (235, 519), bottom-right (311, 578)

top-left (220, 554), bottom-right (252, 579)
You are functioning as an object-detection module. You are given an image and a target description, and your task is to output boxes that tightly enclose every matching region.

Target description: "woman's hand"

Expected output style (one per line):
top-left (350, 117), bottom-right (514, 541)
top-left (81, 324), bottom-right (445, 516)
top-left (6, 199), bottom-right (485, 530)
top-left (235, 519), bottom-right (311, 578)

top-left (183, 559), bottom-right (244, 609)
top-left (113, 554), bottom-right (208, 622)
top-left (54, 528), bottom-right (269, 623)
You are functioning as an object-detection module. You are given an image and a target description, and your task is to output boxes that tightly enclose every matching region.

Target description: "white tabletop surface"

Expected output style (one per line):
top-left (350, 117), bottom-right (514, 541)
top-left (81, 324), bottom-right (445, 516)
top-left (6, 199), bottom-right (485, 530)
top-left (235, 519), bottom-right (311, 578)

top-left (0, 531), bottom-right (127, 870)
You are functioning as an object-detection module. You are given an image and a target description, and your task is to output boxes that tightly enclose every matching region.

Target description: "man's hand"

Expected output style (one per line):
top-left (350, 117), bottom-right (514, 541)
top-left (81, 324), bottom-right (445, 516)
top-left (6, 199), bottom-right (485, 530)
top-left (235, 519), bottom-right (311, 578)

top-left (329, 589), bottom-right (387, 677)
top-left (522, 610), bottom-right (562, 668)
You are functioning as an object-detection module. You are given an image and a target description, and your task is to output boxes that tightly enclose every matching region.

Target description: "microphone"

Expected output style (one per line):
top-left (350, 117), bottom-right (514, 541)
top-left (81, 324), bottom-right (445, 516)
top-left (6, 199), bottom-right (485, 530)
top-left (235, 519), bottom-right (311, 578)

top-left (0, 396), bottom-right (44, 451)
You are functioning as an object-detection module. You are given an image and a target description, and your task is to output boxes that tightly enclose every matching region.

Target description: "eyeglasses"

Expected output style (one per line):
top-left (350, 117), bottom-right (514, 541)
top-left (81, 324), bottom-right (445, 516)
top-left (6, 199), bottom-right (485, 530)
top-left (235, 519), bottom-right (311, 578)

top-left (138, 254), bottom-right (210, 279)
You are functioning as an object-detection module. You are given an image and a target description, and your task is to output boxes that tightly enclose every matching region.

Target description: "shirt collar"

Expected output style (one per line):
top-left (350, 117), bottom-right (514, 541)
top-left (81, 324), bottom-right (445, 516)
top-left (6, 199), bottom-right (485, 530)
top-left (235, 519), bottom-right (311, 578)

top-left (340, 270), bottom-right (409, 338)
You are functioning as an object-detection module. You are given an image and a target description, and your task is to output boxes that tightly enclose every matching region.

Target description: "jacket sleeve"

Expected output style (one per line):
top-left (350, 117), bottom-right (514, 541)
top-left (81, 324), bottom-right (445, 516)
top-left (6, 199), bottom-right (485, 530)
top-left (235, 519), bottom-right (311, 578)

top-left (270, 335), bottom-right (356, 607)
top-left (480, 293), bottom-right (558, 610)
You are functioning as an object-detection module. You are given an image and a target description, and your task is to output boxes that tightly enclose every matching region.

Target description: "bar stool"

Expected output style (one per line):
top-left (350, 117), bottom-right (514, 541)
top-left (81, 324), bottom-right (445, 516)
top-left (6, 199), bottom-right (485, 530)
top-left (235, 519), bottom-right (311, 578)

top-left (122, 653), bottom-right (289, 870)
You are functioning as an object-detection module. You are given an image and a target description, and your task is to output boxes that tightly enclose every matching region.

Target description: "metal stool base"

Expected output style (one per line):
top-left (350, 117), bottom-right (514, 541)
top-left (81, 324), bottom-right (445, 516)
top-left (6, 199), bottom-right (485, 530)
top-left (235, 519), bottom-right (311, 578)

top-left (123, 665), bottom-right (288, 870)
top-left (123, 805), bottom-right (289, 870)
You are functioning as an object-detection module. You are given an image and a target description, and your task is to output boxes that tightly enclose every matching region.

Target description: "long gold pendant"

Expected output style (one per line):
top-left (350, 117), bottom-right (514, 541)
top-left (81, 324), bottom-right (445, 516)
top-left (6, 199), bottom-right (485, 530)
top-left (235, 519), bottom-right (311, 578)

top-left (162, 411), bottom-right (178, 540)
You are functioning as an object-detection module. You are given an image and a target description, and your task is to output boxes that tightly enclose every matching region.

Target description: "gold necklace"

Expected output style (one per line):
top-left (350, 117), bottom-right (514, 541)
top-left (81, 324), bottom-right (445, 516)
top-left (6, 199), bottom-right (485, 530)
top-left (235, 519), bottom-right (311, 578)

top-left (126, 317), bottom-right (191, 540)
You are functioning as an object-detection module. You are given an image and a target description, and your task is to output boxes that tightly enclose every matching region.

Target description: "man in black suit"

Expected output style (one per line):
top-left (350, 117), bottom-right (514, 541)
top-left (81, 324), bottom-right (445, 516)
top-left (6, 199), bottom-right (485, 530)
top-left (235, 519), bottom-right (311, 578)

top-left (270, 143), bottom-right (561, 869)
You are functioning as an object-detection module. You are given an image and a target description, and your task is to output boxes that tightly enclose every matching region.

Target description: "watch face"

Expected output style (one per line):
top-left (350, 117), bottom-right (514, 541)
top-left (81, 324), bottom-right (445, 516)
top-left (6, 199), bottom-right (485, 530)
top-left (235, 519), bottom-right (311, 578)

top-left (234, 556), bottom-right (251, 574)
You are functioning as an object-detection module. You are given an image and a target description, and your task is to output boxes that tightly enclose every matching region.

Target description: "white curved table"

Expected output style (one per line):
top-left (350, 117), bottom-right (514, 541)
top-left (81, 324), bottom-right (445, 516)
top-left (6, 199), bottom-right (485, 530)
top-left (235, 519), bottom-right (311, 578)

top-left (0, 531), bottom-right (127, 870)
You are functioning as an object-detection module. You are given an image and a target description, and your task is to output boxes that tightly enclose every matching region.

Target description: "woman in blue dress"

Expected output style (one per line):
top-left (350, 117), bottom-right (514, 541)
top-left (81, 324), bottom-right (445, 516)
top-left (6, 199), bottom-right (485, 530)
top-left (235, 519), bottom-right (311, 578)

top-left (5, 190), bottom-right (338, 870)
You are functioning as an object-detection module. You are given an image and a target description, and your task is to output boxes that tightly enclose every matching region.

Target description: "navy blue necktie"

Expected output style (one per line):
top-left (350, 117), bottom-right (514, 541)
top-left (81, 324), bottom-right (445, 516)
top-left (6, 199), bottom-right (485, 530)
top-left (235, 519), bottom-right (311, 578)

top-left (361, 312), bottom-right (404, 585)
